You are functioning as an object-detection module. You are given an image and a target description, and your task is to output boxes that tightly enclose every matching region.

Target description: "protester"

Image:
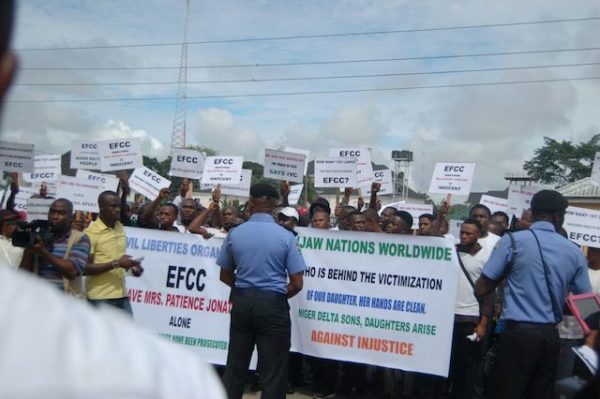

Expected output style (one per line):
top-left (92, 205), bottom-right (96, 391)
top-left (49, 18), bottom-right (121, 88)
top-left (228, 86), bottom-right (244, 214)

top-left (217, 183), bottom-right (306, 399)
top-left (221, 205), bottom-right (241, 232)
top-left (385, 210), bottom-right (413, 235)
top-left (379, 206), bottom-right (398, 231)
top-left (418, 213), bottom-right (434, 235)
top-left (475, 190), bottom-right (592, 399)
top-left (490, 211), bottom-right (510, 236)
top-left (516, 208), bottom-right (533, 230)
top-left (0, 209), bottom-right (23, 269)
top-left (311, 209), bottom-right (331, 230)
top-left (140, 187), bottom-right (179, 232)
top-left (277, 206), bottom-right (299, 233)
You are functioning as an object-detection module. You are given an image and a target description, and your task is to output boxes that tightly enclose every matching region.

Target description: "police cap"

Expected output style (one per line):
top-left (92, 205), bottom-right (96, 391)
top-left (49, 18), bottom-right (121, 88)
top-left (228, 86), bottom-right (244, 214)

top-left (530, 190), bottom-right (568, 213)
top-left (250, 183), bottom-right (279, 199)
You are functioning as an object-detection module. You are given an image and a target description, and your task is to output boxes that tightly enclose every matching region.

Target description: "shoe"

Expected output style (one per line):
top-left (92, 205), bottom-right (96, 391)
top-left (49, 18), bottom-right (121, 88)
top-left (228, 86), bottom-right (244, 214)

top-left (287, 383), bottom-right (295, 394)
top-left (250, 376), bottom-right (262, 392)
top-left (313, 392), bottom-right (336, 399)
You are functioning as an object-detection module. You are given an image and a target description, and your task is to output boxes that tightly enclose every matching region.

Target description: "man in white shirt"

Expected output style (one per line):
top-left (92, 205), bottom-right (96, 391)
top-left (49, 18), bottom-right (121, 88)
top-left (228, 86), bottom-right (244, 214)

top-left (0, 209), bottom-right (23, 270)
top-left (469, 204), bottom-right (500, 257)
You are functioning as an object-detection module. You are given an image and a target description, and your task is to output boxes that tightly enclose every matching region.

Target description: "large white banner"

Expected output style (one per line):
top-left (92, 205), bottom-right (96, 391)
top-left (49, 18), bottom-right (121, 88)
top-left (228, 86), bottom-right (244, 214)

top-left (428, 162), bottom-right (475, 196)
top-left (564, 206), bottom-right (600, 249)
top-left (98, 138), bottom-right (143, 172)
top-left (169, 148), bottom-right (205, 179)
top-left (124, 227), bottom-right (458, 376)
top-left (314, 158), bottom-right (358, 188)
top-left (329, 147), bottom-right (373, 187)
top-left (71, 140), bottom-right (100, 170)
top-left (23, 154), bottom-right (62, 183)
top-left (263, 149), bottom-right (305, 183)
top-left (0, 141), bottom-right (34, 173)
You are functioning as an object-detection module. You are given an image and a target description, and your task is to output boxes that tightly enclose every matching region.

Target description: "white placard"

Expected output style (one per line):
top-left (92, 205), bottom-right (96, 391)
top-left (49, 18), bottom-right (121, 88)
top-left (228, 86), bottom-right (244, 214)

top-left (591, 152), bottom-right (600, 187)
top-left (263, 149), bottom-right (305, 183)
top-left (449, 219), bottom-right (463, 243)
top-left (98, 138), bottom-right (143, 172)
top-left (23, 154), bottom-right (62, 183)
top-left (288, 184), bottom-right (304, 205)
top-left (329, 147), bottom-right (373, 186)
top-left (3, 186), bottom-right (38, 214)
top-left (428, 162), bottom-right (475, 196)
top-left (314, 158), bottom-right (358, 188)
top-left (70, 140), bottom-right (100, 170)
top-left (201, 156), bottom-right (243, 185)
top-left (479, 195), bottom-right (508, 215)
top-left (75, 170), bottom-right (120, 192)
top-left (57, 176), bottom-right (104, 213)
top-left (0, 141), bottom-right (34, 173)
top-left (564, 206), bottom-right (600, 249)
top-left (169, 148), bottom-right (205, 179)
top-left (129, 166), bottom-right (171, 200)
top-left (283, 147), bottom-right (311, 175)
top-left (507, 185), bottom-right (543, 217)
top-left (363, 169), bottom-right (394, 196)
top-left (382, 202), bottom-right (434, 229)
top-left (218, 169), bottom-right (252, 198)
top-left (26, 198), bottom-right (53, 222)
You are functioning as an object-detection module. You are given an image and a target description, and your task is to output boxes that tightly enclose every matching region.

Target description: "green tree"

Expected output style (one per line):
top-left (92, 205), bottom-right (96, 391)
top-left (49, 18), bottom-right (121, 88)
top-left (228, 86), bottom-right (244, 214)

top-left (523, 134), bottom-right (600, 186)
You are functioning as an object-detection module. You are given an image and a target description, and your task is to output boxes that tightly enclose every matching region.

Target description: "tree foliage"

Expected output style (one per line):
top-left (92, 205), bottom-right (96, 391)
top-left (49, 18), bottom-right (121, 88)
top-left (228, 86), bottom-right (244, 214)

top-left (523, 134), bottom-right (600, 186)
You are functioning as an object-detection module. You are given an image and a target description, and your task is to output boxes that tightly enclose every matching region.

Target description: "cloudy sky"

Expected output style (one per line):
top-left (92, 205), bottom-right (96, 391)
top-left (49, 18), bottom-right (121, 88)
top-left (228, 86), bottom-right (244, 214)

top-left (2, 0), bottom-right (599, 195)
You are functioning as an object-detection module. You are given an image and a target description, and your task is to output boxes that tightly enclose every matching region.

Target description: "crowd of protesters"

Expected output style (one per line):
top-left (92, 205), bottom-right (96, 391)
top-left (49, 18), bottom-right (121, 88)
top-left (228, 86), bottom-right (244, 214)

top-left (2, 172), bottom-right (600, 399)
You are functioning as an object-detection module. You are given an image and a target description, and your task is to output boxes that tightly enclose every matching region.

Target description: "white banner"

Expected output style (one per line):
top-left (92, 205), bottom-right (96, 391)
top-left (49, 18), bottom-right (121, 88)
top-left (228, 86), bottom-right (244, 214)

top-left (263, 149), bottom-right (305, 183)
top-left (75, 170), bottom-right (120, 192)
top-left (283, 147), bottom-right (310, 175)
top-left (98, 138), bottom-right (143, 172)
top-left (70, 140), bottom-right (100, 170)
top-left (564, 206), bottom-right (600, 249)
top-left (507, 185), bottom-right (543, 217)
top-left (479, 195), bottom-right (508, 215)
top-left (169, 148), bottom-right (205, 179)
top-left (289, 184), bottom-right (303, 205)
top-left (124, 227), bottom-right (458, 376)
top-left (201, 156), bottom-right (243, 185)
top-left (0, 141), bottom-right (34, 173)
top-left (26, 197), bottom-right (53, 222)
top-left (382, 202), bottom-right (434, 230)
top-left (314, 158), bottom-right (358, 188)
top-left (591, 152), bottom-right (600, 187)
top-left (57, 176), bottom-right (104, 213)
top-left (129, 166), bottom-right (171, 200)
top-left (329, 147), bottom-right (373, 187)
top-left (363, 169), bottom-right (394, 196)
top-left (428, 162), bottom-right (475, 196)
top-left (23, 154), bottom-right (61, 183)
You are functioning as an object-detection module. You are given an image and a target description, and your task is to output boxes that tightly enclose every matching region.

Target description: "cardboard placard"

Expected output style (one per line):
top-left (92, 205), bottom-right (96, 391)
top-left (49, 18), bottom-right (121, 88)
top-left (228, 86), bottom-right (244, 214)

top-left (26, 197), bottom-right (53, 222)
top-left (428, 162), bottom-right (475, 196)
top-left (507, 185), bottom-right (543, 217)
top-left (479, 195), bottom-right (508, 214)
top-left (283, 147), bottom-right (311, 175)
top-left (70, 140), bottom-right (100, 170)
top-left (564, 206), bottom-right (600, 249)
top-left (57, 176), bottom-right (104, 213)
top-left (263, 149), bottom-right (305, 183)
top-left (98, 138), bottom-right (143, 172)
top-left (169, 148), bottom-right (205, 179)
top-left (23, 154), bottom-right (62, 183)
top-left (219, 169), bottom-right (252, 198)
top-left (0, 141), bottom-right (34, 173)
top-left (314, 158), bottom-right (358, 188)
top-left (382, 202), bottom-right (434, 229)
top-left (288, 184), bottom-right (303, 205)
top-left (329, 147), bottom-right (373, 186)
top-left (129, 166), bottom-right (171, 200)
top-left (75, 170), bottom-right (120, 192)
top-left (200, 156), bottom-right (243, 185)
top-left (362, 169), bottom-right (394, 196)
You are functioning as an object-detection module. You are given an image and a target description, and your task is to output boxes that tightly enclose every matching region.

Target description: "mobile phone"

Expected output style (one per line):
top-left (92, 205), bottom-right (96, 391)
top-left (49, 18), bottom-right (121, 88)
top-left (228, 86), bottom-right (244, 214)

top-left (566, 293), bottom-right (600, 333)
top-left (133, 256), bottom-right (145, 263)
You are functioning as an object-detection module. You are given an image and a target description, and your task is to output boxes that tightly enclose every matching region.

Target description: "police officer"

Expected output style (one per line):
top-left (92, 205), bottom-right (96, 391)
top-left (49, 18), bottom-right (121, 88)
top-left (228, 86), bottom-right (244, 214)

top-left (475, 190), bottom-right (592, 399)
top-left (217, 183), bottom-right (306, 399)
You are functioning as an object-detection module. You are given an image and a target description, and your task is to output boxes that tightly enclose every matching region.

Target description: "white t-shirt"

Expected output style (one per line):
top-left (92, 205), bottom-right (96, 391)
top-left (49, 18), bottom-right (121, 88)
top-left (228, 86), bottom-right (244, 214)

top-left (588, 268), bottom-right (600, 296)
top-left (455, 249), bottom-right (488, 316)
top-left (0, 235), bottom-right (24, 270)
top-left (478, 232), bottom-right (501, 260)
top-left (0, 267), bottom-right (226, 399)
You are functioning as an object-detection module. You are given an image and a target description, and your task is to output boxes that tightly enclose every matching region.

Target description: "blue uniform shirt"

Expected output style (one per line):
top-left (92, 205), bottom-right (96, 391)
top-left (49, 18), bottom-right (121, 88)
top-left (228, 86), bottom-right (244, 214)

top-left (216, 213), bottom-right (306, 295)
top-left (482, 221), bottom-right (591, 323)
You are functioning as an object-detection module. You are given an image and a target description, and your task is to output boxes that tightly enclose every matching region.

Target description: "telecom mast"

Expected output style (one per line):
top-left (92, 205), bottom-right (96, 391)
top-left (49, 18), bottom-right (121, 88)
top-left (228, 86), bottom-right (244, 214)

top-left (170, 0), bottom-right (190, 151)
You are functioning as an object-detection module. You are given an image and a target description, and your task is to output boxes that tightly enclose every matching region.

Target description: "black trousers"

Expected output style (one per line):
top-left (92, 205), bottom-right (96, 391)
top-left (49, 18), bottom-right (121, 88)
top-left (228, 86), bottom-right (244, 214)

top-left (223, 289), bottom-right (291, 399)
top-left (448, 322), bottom-right (481, 399)
top-left (488, 322), bottom-right (559, 399)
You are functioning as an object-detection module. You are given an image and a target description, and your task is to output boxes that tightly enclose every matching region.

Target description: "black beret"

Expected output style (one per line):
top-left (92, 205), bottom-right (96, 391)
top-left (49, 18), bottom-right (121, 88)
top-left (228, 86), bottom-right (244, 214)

top-left (249, 183), bottom-right (279, 199)
top-left (530, 190), bottom-right (568, 213)
top-left (309, 197), bottom-right (331, 215)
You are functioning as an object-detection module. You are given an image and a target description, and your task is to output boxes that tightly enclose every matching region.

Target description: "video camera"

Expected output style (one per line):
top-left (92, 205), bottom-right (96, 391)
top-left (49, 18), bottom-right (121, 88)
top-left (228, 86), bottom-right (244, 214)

top-left (12, 219), bottom-right (54, 249)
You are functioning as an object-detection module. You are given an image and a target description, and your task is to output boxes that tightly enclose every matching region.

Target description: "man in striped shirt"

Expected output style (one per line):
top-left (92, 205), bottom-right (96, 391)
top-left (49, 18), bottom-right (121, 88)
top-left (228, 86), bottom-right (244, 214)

top-left (20, 198), bottom-right (90, 291)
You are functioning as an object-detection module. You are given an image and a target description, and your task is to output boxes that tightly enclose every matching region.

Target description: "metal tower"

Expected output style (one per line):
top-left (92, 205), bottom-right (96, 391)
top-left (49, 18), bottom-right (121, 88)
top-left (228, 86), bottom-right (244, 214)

top-left (170, 0), bottom-right (190, 151)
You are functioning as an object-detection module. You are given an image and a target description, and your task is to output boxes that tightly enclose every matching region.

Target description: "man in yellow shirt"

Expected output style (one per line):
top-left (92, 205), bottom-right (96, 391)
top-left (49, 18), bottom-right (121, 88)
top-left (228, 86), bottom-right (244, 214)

top-left (85, 190), bottom-right (142, 315)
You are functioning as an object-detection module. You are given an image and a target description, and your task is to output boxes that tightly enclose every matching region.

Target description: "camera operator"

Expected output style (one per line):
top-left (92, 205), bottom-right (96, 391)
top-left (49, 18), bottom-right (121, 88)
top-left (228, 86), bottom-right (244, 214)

top-left (20, 199), bottom-right (90, 293)
top-left (0, 209), bottom-right (23, 270)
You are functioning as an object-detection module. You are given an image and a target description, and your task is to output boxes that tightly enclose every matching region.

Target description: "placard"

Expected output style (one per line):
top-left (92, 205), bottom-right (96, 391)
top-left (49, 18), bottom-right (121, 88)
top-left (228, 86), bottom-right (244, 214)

top-left (289, 184), bottom-right (304, 205)
top-left (23, 154), bottom-right (61, 183)
top-left (200, 156), bottom-right (243, 185)
top-left (129, 166), bottom-right (171, 200)
top-left (564, 206), bottom-right (600, 249)
top-left (591, 152), bottom-right (600, 187)
top-left (263, 149), bottom-right (305, 183)
top-left (219, 169), bottom-right (252, 198)
top-left (428, 162), bottom-right (475, 196)
top-left (2, 186), bottom-right (38, 214)
top-left (169, 148), bottom-right (205, 179)
top-left (26, 198), bottom-right (53, 222)
top-left (479, 195), bottom-right (508, 214)
top-left (75, 170), bottom-right (120, 192)
top-left (329, 147), bottom-right (373, 186)
top-left (98, 138), bottom-right (143, 172)
top-left (381, 202), bottom-right (434, 229)
top-left (70, 140), bottom-right (100, 170)
top-left (314, 158), bottom-right (358, 188)
top-left (507, 185), bottom-right (543, 217)
top-left (0, 141), bottom-right (34, 173)
top-left (363, 169), bottom-right (394, 196)
top-left (283, 147), bottom-right (311, 175)
top-left (57, 176), bottom-right (104, 213)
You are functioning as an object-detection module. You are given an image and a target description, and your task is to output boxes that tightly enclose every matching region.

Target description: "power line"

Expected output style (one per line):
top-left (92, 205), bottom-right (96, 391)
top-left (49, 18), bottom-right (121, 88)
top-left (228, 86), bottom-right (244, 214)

top-left (20, 46), bottom-right (600, 71)
top-left (7, 75), bottom-right (600, 103)
top-left (14, 61), bottom-right (600, 86)
top-left (15, 16), bottom-right (600, 52)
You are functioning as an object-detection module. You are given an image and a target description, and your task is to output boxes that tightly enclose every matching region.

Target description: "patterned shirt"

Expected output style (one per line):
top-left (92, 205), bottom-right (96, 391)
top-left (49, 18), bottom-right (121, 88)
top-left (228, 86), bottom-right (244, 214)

top-left (38, 230), bottom-right (90, 291)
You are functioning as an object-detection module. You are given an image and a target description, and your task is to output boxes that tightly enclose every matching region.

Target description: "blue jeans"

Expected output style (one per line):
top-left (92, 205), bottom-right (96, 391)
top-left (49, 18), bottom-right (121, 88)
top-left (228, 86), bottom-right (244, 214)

top-left (88, 297), bottom-right (133, 317)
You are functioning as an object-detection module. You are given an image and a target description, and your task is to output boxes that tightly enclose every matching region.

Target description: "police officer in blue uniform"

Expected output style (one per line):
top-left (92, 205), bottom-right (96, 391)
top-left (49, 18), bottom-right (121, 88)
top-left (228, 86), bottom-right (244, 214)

top-left (217, 183), bottom-right (306, 399)
top-left (475, 190), bottom-right (592, 399)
